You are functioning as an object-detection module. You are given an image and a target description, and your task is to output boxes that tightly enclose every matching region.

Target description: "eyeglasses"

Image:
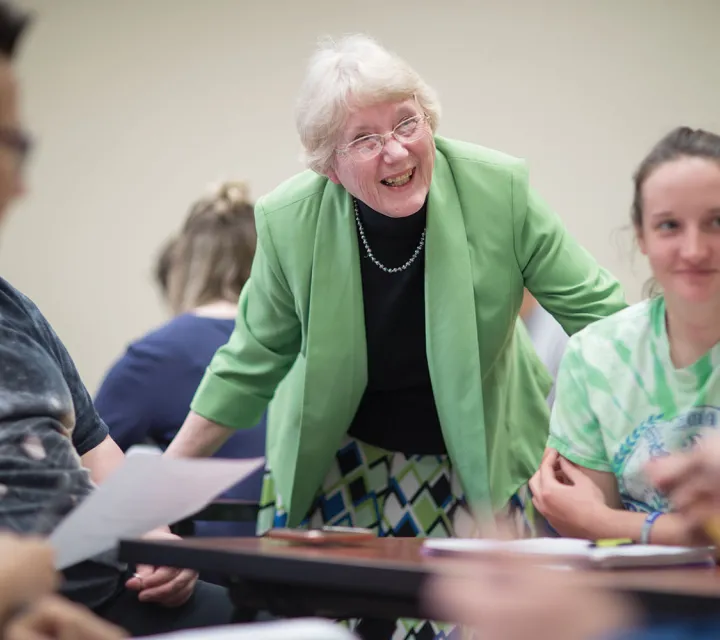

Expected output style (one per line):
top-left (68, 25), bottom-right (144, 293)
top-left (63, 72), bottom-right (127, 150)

top-left (0, 127), bottom-right (33, 168)
top-left (335, 114), bottom-right (429, 161)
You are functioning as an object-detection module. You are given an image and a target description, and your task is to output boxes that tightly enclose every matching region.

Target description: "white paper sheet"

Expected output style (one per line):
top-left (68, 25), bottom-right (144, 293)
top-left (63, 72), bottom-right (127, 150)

top-left (49, 455), bottom-right (264, 570)
top-left (425, 537), bottom-right (701, 557)
top-left (423, 537), bottom-right (715, 569)
top-left (147, 619), bottom-right (357, 640)
top-left (425, 537), bottom-right (590, 557)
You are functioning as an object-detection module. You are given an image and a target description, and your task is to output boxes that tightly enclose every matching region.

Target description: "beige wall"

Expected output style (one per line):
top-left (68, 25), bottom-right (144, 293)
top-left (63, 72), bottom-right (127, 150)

top-left (2, 0), bottom-right (719, 393)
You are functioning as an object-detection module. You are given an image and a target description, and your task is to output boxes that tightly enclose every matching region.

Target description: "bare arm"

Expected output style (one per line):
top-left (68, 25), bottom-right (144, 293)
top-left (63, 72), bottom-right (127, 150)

top-left (532, 452), bottom-right (699, 545)
top-left (164, 411), bottom-right (235, 459)
top-left (589, 509), bottom-right (694, 545)
top-left (567, 462), bottom-right (697, 544)
top-left (566, 462), bottom-right (623, 509)
top-left (80, 435), bottom-right (125, 484)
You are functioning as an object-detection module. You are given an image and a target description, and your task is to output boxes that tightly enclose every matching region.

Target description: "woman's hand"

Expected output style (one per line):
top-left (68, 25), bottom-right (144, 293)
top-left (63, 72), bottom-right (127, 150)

top-left (529, 450), bottom-right (609, 537)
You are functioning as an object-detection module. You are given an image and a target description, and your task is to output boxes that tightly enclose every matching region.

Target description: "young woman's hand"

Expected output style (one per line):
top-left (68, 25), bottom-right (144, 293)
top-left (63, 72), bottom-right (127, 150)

top-left (529, 450), bottom-right (609, 537)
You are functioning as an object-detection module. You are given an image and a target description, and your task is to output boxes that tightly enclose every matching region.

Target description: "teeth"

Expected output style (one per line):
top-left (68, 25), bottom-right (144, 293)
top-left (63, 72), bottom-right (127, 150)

top-left (382, 170), bottom-right (413, 186)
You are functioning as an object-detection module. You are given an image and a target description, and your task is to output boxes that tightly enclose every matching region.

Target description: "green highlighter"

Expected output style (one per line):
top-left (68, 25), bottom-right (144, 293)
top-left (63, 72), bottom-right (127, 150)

top-left (590, 538), bottom-right (635, 548)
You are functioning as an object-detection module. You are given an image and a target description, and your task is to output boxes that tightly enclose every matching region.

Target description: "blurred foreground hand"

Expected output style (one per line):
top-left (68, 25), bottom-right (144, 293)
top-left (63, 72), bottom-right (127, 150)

top-left (5, 595), bottom-right (127, 640)
top-left (0, 532), bottom-right (58, 626)
top-left (424, 519), bottom-right (637, 640)
top-left (647, 432), bottom-right (720, 538)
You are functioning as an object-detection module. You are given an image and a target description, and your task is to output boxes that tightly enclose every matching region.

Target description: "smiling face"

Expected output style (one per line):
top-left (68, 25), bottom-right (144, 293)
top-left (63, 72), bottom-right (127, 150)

top-left (637, 156), bottom-right (720, 306)
top-left (325, 98), bottom-right (435, 218)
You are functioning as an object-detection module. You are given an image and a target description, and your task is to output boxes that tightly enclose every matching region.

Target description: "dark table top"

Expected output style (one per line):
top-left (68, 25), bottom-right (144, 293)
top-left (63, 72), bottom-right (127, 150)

top-left (121, 537), bottom-right (428, 598)
top-left (119, 536), bottom-right (720, 595)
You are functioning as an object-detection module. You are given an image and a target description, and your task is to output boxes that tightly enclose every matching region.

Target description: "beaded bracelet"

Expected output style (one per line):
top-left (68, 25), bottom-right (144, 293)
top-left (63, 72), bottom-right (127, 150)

top-left (640, 511), bottom-right (663, 545)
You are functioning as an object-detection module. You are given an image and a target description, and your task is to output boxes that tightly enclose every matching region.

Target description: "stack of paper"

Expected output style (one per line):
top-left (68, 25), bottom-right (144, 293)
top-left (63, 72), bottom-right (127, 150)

top-left (422, 537), bottom-right (716, 569)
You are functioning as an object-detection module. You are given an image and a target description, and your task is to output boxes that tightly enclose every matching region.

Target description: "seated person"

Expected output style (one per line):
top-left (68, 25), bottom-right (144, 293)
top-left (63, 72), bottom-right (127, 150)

top-left (0, 3), bottom-right (233, 636)
top-left (519, 289), bottom-right (568, 407)
top-left (95, 181), bottom-right (266, 537)
top-left (531, 126), bottom-right (720, 546)
top-left (427, 432), bottom-right (720, 640)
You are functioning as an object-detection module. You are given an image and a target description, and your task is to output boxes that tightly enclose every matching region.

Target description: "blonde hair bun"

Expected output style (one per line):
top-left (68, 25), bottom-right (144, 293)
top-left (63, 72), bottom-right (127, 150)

top-left (208, 180), bottom-right (251, 213)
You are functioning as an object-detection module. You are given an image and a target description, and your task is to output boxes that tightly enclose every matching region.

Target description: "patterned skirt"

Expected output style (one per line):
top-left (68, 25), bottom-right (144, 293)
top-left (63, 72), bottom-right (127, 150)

top-left (258, 436), bottom-right (534, 640)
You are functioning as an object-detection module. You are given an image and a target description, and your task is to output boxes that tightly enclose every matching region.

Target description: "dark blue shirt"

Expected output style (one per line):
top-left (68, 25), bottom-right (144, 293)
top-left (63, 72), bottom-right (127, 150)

top-left (95, 313), bottom-right (266, 536)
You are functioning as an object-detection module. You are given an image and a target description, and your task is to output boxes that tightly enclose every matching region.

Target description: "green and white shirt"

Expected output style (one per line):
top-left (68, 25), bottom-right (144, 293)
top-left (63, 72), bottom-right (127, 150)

top-left (548, 296), bottom-right (720, 513)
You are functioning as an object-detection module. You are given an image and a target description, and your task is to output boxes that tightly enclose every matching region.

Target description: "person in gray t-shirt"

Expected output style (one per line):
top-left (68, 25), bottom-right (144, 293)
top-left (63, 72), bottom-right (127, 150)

top-left (0, 2), bottom-right (233, 636)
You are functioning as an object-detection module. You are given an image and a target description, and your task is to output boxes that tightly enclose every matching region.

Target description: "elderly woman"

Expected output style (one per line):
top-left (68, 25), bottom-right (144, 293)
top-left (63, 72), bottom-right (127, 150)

top-left (168, 29), bottom-right (623, 589)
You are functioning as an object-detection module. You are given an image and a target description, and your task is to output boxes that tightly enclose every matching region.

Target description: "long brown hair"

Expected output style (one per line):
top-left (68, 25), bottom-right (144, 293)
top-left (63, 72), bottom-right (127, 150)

top-left (156, 181), bottom-right (257, 315)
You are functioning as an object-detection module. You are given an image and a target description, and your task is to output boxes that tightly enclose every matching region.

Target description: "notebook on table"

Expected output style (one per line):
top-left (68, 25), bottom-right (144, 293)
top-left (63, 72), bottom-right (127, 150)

top-left (148, 619), bottom-right (358, 640)
top-left (422, 537), bottom-right (716, 570)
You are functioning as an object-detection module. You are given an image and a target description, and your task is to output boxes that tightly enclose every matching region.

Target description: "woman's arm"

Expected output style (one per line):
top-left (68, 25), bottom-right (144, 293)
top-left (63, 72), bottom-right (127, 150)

top-left (588, 507), bottom-right (694, 546)
top-left (512, 169), bottom-right (627, 334)
top-left (531, 452), bottom-right (698, 545)
top-left (164, 411), bottom-right (234, 458)
top-left (168, 203), bottom-right (302, 458)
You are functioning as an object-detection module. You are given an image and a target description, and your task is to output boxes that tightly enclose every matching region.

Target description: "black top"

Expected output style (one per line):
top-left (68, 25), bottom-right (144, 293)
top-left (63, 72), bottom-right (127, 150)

top-left (347, 199), bottom-right (446, 454)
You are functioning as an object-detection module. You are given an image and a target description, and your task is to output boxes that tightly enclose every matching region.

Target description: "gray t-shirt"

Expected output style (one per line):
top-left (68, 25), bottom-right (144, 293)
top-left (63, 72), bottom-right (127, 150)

top-left (0, 278), bottom-right (123, 610)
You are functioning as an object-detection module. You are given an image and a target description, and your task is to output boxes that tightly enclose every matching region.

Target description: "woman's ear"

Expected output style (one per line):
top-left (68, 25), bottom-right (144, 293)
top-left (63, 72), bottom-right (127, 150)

top-left (325, 167), bottom-right (341, 185)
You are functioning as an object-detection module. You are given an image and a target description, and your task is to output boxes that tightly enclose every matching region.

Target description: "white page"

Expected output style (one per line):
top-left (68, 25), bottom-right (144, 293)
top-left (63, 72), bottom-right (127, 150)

top-left (424, 537), bottom-right (714, 562)
top-left (50, 455), bottom-right (264, 570)
top-left (147, 619), bottom-right (357, 640)
top-left (424, 537), bottom-right (590, 557)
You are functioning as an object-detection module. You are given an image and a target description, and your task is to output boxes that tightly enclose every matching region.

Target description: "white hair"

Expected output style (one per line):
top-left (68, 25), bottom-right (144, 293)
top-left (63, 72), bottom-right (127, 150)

top-left (295, 34), bottom-right (442, 175)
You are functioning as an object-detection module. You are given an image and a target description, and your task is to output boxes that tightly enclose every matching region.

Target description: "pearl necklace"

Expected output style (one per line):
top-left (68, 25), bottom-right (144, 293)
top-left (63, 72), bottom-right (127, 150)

top-left (353, 198), bottom-right (426, 274)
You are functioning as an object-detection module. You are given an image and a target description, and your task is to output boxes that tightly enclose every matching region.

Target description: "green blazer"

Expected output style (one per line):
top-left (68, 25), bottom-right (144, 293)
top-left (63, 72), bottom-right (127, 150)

top-left (191, 136), bottom-right (626, 526)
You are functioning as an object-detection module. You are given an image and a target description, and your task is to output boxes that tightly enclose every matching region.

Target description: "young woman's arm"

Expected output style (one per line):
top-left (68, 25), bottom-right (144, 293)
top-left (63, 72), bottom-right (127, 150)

top-left (531, 452), bottom-right (698, 545)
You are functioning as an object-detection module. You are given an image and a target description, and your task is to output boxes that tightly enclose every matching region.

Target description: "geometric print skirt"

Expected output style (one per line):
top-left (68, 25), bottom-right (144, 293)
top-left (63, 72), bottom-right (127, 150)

top-left (257, 436), bottom-right (535, 640)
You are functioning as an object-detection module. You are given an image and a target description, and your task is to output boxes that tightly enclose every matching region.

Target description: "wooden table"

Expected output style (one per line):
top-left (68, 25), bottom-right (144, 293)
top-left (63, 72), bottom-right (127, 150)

top-left (119, 537), bottom-right (720, 626)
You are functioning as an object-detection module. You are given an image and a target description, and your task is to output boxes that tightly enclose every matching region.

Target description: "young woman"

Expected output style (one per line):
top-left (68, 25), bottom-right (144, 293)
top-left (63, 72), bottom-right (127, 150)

top-left (531, 126), bottom-right (720, 547)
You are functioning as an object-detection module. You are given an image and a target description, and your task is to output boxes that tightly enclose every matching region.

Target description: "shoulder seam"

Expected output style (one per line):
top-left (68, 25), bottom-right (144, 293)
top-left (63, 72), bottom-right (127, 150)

top-left (259, 185), bottom-right (325, 218)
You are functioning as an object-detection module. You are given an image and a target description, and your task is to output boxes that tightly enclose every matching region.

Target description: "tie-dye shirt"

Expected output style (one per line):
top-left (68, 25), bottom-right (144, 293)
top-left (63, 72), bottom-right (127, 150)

top-left (548, 296), bottom-right (720, 513)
